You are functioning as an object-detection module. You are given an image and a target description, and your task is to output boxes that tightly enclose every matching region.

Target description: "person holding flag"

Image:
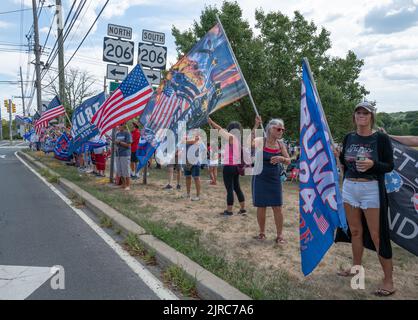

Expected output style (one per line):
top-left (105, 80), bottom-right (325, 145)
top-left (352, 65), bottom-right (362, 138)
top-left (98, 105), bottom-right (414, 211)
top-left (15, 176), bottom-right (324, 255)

top-left (335, 101), bottom-right (396, 297)
top-left (115, 123), bottom-right (132, 191)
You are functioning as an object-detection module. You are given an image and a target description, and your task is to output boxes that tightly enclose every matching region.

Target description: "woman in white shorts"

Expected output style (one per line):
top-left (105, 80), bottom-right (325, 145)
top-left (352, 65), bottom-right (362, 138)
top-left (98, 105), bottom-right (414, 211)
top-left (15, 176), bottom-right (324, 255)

top-left (335, 101), bottom-right (395, 297)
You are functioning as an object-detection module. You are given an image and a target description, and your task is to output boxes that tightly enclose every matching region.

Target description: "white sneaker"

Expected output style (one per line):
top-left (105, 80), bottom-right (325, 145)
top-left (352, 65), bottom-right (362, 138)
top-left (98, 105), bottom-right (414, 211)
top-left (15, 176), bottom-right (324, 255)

top-left (191, 196), bottom-right (200, 201)
top-left (182, 194), bottom-right (191, 199)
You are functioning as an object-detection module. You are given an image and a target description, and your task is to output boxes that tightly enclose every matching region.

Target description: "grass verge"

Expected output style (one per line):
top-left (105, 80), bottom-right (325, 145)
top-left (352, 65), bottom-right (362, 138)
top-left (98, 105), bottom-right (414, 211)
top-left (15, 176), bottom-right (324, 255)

top-left (27, 151), bottom-right (316, 299)
top-left (163, 265), bottom-right (198, 298)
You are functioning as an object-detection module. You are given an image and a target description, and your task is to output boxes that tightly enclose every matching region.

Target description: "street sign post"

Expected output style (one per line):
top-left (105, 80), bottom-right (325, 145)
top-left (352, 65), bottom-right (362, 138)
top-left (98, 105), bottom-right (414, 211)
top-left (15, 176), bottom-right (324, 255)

top-left (142, 29), bottom-right (165, 45)
top-left (107, 24), bottom-right (132, 40)
top-left (137, 42), bottom-right (167, 70)
top-left (103, 37), bottom-right (134, 65)
top-left (106, 64), bottom-right (128, 81)
top-left (143, 69), bottom-right (161, 86)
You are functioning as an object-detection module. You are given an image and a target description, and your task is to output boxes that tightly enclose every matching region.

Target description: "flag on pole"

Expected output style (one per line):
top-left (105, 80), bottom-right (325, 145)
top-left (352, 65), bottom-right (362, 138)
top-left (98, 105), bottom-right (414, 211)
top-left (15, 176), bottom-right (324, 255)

top-left (34, 96), bottom-right (65, 135)
top-left (68, 92), bottom-right (105, 154)
top-left (137, 22), bottom-right (249, 170)
top-left (91, 64), bottom-right (153, 136)
top-left (299, 58), bottom-right (347, 276)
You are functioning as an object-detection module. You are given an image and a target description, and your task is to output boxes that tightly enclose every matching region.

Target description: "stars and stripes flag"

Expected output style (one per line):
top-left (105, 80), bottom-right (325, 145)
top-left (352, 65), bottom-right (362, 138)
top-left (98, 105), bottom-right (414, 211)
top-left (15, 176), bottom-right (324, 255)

top-left (148, 86), bottom-right (190, 138)
top-left (91, 64), bottom-right (153, 135)
top-left (34, 96), bottom-right (65, 135)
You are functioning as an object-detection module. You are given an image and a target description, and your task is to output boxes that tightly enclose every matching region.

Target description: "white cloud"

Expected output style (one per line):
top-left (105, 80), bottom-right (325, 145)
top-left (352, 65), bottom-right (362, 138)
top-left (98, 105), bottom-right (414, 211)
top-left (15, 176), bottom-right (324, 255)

top-left (0, 21), bottom-right (12, 29)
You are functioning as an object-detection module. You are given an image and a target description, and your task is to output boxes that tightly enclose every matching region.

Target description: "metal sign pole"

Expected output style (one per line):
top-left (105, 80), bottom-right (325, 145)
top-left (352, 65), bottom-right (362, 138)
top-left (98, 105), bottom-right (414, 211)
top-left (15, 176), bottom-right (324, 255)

top-left (109, 128), bottom-right (116, 183)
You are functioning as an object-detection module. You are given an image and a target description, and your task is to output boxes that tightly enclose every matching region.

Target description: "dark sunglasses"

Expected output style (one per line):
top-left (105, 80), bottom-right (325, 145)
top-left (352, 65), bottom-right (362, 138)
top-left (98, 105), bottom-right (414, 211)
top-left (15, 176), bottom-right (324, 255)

top-left (273, 127), bottom-right (285, 132)
top-left (355, 111), bottom-right (371, 116)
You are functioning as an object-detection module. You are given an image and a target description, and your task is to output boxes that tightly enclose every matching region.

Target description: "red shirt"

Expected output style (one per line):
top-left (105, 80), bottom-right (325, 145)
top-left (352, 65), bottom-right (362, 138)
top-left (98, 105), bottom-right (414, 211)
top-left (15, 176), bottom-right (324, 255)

top-left (130, 128), bottom-right (140, 152)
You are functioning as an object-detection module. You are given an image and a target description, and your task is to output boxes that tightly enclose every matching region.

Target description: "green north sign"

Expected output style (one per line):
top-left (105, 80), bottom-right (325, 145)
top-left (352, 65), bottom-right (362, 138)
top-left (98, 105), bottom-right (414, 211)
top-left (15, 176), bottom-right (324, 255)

top-left (109, 81), bottom-right (120, 94)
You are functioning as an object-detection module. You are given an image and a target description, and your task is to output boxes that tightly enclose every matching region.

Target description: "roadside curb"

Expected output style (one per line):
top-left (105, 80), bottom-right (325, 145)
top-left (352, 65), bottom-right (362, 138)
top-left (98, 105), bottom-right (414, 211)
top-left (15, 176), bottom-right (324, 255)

top-left (18, 151), bottom-right (251, 300)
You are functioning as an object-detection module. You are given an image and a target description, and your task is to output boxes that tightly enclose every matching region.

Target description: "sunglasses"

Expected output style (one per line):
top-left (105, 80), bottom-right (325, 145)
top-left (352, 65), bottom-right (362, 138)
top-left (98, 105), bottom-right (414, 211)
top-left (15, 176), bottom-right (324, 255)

top-left (273, 127), bottom-right (285, 132)
top-left (355, 111), bottom-right (371, 116)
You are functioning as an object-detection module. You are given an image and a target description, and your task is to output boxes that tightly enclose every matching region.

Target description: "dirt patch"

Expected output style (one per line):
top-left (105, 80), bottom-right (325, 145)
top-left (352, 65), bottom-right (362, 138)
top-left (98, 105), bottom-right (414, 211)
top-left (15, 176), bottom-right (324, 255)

top-left (125, 167), bottom-right (418, 299)
top-left (33, 152), bottom-right (418, 299)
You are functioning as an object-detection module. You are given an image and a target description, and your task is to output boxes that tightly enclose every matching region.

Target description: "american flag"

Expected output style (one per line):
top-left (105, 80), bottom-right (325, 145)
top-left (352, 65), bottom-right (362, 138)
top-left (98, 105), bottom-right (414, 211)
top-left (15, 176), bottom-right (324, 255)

top-left (148, 86), bottom-right (189, 133)
top-left (34, 96), bottom-right (65, 135)
top-left (92, 64), bottom-right (153, 135)
top-left (313, 212), bottom-right (330, 235)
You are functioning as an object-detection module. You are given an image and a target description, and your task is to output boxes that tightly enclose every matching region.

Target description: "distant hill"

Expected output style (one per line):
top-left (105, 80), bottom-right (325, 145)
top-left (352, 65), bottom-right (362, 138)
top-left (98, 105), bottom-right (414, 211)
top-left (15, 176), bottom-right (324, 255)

top-left (376, 111), bottom-right (418, 135)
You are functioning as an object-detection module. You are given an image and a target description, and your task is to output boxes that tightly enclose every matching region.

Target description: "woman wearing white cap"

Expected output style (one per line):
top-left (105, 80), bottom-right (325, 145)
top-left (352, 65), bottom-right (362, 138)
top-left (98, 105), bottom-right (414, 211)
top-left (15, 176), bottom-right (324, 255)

top-left (334, 101), bottom-right (396, 297)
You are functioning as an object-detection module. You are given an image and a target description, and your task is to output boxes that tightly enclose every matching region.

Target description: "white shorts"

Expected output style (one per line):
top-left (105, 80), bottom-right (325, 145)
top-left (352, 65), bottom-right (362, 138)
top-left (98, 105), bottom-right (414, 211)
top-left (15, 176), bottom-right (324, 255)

top-left (342, 180), bottom-right (380, 209)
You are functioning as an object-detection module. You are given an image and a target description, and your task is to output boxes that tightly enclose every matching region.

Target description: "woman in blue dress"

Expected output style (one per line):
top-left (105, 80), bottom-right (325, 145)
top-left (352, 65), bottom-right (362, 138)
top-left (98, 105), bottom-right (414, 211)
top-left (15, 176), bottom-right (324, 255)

top-left (251, 117), bottom-right (291, 244)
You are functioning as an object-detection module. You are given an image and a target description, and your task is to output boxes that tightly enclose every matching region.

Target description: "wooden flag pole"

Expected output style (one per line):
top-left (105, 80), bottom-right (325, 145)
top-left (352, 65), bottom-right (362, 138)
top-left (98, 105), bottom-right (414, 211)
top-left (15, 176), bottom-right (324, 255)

top-left (215, 15), bottom-right (265, 135)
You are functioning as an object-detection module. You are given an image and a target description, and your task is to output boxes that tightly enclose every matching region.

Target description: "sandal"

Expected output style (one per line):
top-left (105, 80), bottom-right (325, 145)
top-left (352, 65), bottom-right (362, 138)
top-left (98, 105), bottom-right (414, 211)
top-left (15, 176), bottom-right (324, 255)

top-left (275, 236), bottom-right (287, 244)
top-left (374, 288), bottom-right (396, 297)
top-left (337, 269), bottom-right (359, 277)
top-left (253, 233), bottom-right (266, 240)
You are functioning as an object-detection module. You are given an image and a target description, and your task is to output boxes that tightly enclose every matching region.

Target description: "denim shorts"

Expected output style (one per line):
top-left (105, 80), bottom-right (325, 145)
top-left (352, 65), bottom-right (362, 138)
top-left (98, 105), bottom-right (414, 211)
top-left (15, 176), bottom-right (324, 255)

top-left (184, 165), bottom-right (200, 178)
top-left (342, 180), bottom-right (380, 209)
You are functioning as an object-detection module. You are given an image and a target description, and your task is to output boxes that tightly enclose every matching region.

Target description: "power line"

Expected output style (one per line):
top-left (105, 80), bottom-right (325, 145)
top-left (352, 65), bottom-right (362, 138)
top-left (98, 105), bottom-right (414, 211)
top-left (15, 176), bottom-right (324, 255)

top-left (42, 0), bottom-right (110, 89)
top-left (0, 8), bottom-right (32, 15)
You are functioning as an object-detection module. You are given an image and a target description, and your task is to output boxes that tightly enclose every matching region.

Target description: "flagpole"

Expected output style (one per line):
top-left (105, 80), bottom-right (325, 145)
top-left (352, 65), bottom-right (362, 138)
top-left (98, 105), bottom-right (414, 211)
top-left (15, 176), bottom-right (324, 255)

top-left (64, 111), bottom-right (72, 128)
top-left (215, 15), bottom-right (265, 135)
top-left (302, 57), bottom-right (335, 146)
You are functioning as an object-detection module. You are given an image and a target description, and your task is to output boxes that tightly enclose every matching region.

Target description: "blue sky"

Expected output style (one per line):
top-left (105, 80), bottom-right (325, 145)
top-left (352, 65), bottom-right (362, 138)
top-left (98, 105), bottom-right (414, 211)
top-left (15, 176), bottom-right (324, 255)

top-left (1, 0), bottom-right (418, 120)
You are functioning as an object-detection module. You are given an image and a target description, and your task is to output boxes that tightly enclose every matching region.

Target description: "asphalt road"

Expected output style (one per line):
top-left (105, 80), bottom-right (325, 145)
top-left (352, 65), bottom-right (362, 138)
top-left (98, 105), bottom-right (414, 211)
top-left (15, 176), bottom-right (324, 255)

top-left (0, 146), bottom-right (169, 300)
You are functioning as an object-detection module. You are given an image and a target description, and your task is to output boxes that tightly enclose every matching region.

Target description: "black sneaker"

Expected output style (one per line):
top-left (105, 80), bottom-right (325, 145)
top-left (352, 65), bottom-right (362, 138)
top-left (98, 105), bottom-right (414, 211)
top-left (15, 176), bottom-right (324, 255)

top-left (237, 209), bottom-right (247, 215)
top-left (176, 184), bottom-right (181, 190)
top-left (220, 210), bottom-right (233, 216)
top-left (163, 184), bottom-right (173, 190)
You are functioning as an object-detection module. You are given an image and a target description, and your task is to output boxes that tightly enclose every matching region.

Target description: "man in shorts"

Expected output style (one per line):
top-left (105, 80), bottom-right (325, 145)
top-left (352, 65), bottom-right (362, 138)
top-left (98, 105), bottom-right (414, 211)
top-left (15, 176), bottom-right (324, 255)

top-left (115, 123), bottom-right (132, 191)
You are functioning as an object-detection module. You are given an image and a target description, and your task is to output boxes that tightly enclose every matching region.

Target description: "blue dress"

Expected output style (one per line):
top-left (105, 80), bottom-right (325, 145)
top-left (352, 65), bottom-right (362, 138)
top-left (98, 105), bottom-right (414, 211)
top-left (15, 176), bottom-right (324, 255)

top-left (252, 147), bottom-right (283, 207)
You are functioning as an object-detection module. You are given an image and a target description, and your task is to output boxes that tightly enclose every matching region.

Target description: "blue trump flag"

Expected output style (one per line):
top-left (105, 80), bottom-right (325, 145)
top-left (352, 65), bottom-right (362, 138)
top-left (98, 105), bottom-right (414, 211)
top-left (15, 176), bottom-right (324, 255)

top-left (299, 59), bottom-right (347, 276)
top-left (137, 21), bottom-right (249, 171)
top-left (68, 92), bottom-right (106, 154)
top-left (54, 132), bottom-right (71, 161)
top-left (23, 128), bottom-right (35, 141)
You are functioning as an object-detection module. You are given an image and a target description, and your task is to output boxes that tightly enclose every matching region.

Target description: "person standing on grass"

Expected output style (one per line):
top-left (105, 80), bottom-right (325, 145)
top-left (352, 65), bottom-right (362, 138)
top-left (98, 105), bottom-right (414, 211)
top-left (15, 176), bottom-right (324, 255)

top-left (183, 132), bottom-right (203, 201)
top-left (93, 144), bottom-right (106, 177)
top-left (208, 118), bottom-right (246, 216)
top-left (164, 150), bottom-right (181, 190)
top-left (250, 117), bottom-right (291, 244)
top-left (130, 122), bottom-right (141, 180)
top-left (115, 123), bottom-right (132, 191)
top-left (208, 143), bottom-right (218, 185)
top-left (334, 101), bottom-right (395, 297)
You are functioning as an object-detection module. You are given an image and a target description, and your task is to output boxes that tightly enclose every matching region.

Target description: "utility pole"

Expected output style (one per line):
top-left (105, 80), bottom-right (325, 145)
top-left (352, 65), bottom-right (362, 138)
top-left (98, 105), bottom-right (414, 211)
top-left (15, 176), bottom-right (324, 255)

top-left (56, 0), bottom-right (65, 106)
top-left (32, 0), bottom-right (42, 113)
top-left (19, 66), bottom-right (26, 117)
top-left (56, 0), bottom-right (66, 126)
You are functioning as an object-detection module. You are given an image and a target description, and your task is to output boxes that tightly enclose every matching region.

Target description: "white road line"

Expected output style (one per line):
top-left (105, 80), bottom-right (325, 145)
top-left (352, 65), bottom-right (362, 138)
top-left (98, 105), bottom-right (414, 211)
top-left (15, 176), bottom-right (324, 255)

top-left (15, 152), bottom-right (178, 300)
